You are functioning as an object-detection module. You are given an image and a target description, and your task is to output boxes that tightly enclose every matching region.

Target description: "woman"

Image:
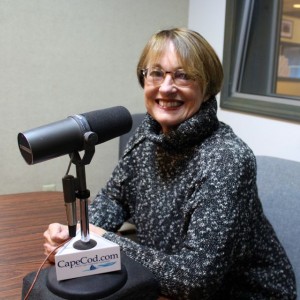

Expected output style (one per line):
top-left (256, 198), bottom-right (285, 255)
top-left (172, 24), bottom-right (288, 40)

top-left (44, 28), bottom-right (296, 299)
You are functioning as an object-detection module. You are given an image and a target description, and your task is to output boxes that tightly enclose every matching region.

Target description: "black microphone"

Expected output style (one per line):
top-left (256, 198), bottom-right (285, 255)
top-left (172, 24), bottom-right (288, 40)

top-left (17, 106), bottom-right (132, 165)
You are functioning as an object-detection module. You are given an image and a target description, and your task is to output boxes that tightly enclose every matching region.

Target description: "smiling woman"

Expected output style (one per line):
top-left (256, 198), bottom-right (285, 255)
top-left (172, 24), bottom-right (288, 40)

top-left (44, 28), bottom-right (296, 299)
top-left (136, 28), bottom-right (223, 133)
top-left (137, 28), bottom-right (223, 97)
top-left (142, 41), bottom-right (205, 133)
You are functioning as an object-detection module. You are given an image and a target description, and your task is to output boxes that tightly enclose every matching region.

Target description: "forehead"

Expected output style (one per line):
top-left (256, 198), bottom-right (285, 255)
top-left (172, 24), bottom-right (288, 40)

top-left (146, 41), bottom-right (184, 68)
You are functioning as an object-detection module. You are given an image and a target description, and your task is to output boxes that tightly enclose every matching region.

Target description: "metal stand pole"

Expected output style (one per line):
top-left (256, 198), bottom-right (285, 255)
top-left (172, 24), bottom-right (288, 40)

top-left (63, 131), bottom-right (98, 250)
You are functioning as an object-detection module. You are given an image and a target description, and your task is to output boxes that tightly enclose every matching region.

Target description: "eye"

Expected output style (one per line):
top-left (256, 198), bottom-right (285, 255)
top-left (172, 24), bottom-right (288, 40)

top-left (174, 70), bottom-right (190, 80)
top-left (149, 68), bottom-right (164, 78)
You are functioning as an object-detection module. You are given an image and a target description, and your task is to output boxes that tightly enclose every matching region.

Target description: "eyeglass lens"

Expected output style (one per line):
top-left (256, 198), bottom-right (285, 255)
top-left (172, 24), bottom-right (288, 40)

top-left (144, 68), bottom-right (193, 86)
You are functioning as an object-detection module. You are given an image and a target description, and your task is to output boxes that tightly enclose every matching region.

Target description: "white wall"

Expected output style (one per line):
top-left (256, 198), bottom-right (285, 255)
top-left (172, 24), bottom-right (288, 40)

top-left (2, 0), bottom-right (299, 196)
top-left (0, 0), bottom-right (189, 195)
top-left (189, 0), bottom-right (300, 162)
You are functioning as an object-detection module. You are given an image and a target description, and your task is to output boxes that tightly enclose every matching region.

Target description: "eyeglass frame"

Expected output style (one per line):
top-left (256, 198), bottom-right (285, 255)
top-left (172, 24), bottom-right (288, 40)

top-left (141, 67), bottom-right (195, 87)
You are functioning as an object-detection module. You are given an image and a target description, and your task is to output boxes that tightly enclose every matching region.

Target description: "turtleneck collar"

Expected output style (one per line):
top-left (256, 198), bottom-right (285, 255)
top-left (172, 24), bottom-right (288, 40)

top-left (143, 97), bottom-right (219, 150)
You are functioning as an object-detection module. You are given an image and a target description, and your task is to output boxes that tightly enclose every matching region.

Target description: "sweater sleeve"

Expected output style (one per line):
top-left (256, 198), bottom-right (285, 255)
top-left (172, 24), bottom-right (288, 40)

top-left (99, 152), bottom-right (258, 299)
top-left (88, 164), bottom-right (130, 232)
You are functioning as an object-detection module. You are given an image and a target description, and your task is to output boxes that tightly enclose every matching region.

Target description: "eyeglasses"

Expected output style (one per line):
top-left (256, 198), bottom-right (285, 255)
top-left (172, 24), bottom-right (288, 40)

top-left (141, 68), bottom-right (194, 87)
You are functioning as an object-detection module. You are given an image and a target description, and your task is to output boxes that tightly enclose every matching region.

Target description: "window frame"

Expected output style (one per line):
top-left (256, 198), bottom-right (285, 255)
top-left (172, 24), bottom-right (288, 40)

top-left (220, 0), bottom-right (300, 122)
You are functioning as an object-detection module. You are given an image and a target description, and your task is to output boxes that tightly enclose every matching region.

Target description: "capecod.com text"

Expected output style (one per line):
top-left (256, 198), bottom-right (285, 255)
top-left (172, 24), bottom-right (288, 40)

top-left (57, 253), bottom-right (119, 269)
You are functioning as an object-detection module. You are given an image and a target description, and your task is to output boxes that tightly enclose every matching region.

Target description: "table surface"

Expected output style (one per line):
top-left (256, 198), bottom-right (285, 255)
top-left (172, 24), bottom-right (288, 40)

top-left (0, 192), bottom-right (67, 300)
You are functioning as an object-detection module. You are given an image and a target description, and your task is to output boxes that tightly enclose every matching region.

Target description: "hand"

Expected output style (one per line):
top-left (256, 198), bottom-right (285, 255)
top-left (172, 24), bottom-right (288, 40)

top-left (43, 223), bottom-right (107, 263)
top-left (43, 223), bottom-right (69, 263)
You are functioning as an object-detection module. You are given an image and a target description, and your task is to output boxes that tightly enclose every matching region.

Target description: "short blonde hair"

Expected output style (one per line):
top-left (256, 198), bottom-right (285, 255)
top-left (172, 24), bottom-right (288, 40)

top-left (137, 28), bottom-right (223, 98)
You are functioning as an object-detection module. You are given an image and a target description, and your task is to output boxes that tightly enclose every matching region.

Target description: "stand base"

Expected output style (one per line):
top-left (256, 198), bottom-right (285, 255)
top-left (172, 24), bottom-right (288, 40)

top-left (73, 238), bottom-right (97, 250)
top-left (22, 252), bottom-right (159, 300)
top-left (47, 264), bottom-right (127, 299)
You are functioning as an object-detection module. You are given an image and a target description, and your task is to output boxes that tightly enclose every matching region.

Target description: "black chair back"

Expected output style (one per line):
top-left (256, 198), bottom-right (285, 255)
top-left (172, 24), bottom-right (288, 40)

top-left (119, 114), bottom-right (145, 158)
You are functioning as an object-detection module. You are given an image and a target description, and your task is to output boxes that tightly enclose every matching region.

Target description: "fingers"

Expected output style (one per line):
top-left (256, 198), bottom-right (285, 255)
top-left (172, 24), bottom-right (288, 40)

top-left (43, 223), bottom-right (69, 262)
top-left (43, 242), bottom-right (57, 263)
top-left (48, 223), bottom-right (69, 243)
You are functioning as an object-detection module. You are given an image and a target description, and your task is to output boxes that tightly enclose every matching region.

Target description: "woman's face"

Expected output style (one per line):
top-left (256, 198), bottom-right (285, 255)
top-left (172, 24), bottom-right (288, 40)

top-left (144, 41), bottom-right (206, 133)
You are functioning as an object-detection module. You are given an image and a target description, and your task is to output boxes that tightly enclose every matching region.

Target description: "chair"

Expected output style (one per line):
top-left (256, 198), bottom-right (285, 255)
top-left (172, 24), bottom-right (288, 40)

top-left (256, 155), bottom-right (300, 295)
top-left (118, 114), bottom-right (145, 236)
top-left (119, 113), bottom-right (145, 158)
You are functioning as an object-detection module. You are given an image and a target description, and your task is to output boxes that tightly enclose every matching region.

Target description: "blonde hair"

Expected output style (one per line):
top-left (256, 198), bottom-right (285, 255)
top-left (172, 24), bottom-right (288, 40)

top-left (137, 28), bottom-right (223, 98)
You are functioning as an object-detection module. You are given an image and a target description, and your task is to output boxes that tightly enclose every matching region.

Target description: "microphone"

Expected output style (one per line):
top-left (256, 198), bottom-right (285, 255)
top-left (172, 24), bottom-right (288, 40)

top-left (17, 106), bottom-right (132, 165)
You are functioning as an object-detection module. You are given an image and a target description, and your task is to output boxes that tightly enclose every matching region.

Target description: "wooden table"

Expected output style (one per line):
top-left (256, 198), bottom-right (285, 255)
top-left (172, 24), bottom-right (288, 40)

top-left (0, 192), bottom-right (160, 300)
top-left (0, 192), bottom-right (67, 300)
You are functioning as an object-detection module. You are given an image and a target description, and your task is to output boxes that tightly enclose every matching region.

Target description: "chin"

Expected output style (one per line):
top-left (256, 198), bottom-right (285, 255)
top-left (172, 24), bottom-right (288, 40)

top-left (156, 118), bottom-right (181, 132)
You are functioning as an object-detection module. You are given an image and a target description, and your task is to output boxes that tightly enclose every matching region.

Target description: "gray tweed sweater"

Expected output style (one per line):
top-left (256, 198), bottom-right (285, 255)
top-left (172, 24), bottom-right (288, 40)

top-left (89, 98), bottom-right (296, 299)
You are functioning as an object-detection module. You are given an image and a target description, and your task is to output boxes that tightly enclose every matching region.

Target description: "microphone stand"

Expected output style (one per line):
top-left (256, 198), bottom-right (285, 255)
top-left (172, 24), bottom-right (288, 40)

top-left (46, 131), bottom-right (127, 299)
top-left (70, 133), bottom-right (98, 250)
top-left (62, 131), bottom-right (98, 248)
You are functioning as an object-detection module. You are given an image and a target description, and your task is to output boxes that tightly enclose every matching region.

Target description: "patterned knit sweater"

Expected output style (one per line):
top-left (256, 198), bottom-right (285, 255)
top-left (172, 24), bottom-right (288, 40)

top-left (89, 98), bottom-right (296, 299)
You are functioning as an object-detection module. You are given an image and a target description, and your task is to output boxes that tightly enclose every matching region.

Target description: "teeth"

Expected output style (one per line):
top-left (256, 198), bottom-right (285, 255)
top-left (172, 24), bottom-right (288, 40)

top-left (158, 100), bottom-right (182, 108)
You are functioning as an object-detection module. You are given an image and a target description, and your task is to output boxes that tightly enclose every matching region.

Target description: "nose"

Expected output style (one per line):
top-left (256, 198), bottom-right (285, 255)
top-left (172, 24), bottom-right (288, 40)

top-left (159, 74), bottom-right (177, 93)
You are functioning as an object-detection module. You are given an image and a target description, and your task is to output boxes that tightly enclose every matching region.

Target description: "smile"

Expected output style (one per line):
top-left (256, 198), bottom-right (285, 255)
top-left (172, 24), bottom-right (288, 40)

top-left (157, 100), bottom-right (183, 108)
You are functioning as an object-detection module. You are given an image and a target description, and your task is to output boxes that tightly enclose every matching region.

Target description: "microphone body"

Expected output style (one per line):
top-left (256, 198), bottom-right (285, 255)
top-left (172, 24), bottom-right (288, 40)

top-left (18, 106), bottom-right (132, 165)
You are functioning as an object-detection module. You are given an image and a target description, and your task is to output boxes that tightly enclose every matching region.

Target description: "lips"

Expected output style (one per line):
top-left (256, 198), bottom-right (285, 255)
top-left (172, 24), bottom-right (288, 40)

top-left (157, 100), bottom-right (183, 108)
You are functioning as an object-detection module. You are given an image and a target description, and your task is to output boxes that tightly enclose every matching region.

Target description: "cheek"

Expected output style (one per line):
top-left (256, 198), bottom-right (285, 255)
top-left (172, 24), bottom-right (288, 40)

top-left (190, 87), bottom-right (205, 111)
top-left (194, 97), bottom-right (203, 111)
top-left (144, 86), bottom-right (156, 103)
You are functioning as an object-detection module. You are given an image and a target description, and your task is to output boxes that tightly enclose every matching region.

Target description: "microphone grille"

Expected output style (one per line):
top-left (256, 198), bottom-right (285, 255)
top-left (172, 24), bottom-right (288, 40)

top-left (81, 106), bottom-right (132, 144)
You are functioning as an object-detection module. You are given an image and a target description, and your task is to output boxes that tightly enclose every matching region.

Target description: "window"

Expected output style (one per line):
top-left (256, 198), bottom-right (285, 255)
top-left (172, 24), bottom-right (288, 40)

top-left (221, 0), bottom-right (300, 122)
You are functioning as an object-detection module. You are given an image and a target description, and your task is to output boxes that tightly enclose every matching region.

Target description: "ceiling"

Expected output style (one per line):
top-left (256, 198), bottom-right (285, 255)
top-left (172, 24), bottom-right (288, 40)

top-left (283, 0), bottom-right (300, 18)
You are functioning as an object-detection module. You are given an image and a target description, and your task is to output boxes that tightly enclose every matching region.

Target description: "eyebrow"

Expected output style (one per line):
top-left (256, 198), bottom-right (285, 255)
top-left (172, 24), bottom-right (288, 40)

top-left (149, 64), bottom-right (185, 71)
